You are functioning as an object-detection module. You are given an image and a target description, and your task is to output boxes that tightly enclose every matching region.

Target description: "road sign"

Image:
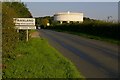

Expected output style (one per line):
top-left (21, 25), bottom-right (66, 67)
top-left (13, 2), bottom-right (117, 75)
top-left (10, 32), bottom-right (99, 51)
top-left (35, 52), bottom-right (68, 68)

top-left (13, 18), bottom-right (36, 29)
top-left (13, 18), bottom-right (36, 41)
top-left (14, 18), bottom-right (35, 25)
top-left (15, 26), bottom-right (36, 29)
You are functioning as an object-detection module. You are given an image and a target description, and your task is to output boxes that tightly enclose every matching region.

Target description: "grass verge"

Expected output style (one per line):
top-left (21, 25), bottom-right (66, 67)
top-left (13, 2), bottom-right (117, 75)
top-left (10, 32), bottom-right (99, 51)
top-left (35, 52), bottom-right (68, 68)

top-left (2, 38), bottom-right (84, 78)
top-left (54, 29), bottom-right (119, 44)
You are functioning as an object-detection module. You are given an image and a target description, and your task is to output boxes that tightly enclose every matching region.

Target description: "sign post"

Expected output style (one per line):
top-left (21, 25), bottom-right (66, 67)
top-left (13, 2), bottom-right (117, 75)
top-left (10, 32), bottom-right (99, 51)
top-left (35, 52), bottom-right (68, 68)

top-left (26, 29), bottom-right (28, 41)
top-left (17, 29), bottom-right (19, 40)
top-left (14, 18), bottom-right (36, 41)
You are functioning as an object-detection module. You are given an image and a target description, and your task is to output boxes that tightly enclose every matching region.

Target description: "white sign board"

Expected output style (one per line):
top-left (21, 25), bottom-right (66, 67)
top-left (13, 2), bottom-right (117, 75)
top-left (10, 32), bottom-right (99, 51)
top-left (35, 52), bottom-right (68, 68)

top-left (14, 18), bottom-right (35, 26)
top-left (15, 26), bottom-right (36, 30)
top-left (13, 18), bottom-right (36, 29)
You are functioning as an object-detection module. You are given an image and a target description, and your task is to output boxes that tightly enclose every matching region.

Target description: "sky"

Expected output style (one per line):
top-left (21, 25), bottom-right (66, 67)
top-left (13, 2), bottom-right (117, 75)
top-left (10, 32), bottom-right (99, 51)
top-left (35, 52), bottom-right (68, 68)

top-left (21, 0), bottom-right (119, 2)
top-left (0, 0), bottom-right (120, 2)
top-left (25, 2), bottom-right (118, 21)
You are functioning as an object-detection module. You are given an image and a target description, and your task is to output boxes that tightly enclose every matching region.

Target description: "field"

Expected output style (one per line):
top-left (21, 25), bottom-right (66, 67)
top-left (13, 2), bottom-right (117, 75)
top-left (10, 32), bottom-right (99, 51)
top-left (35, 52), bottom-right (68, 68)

top-left (2, 38), bottom-right (84, 78)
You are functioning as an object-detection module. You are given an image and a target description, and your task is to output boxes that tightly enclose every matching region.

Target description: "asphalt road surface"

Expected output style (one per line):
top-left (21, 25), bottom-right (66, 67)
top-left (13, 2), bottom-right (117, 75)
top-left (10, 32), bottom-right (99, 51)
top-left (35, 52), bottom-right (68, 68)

top-left (39, 29), bottom-right (118, 78)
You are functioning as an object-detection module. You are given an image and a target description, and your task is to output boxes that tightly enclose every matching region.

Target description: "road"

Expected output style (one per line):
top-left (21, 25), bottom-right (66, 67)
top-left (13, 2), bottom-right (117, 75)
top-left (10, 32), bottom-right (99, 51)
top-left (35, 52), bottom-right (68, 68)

top-left (39, 29), bottom-right (118, 78)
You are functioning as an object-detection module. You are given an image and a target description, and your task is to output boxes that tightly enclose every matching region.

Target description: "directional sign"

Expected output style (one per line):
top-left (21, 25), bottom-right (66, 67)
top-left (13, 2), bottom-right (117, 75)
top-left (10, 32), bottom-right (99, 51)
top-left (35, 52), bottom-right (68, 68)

top-left (15, 26), bottom-right (36, 30)
top-left (14, 18), bottom-right (35, 26)
top-left (13, 18), bottom-right (36, 41)
top-left (13, 18), bottom-right (36, 29)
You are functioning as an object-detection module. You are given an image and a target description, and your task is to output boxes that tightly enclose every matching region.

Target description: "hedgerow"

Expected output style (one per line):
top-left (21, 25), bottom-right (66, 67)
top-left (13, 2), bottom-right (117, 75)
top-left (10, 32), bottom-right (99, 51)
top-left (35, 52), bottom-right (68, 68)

top-left (2, 2), bottom-right (32, 58)
top-left (46, 21), bottom-right (119, 41)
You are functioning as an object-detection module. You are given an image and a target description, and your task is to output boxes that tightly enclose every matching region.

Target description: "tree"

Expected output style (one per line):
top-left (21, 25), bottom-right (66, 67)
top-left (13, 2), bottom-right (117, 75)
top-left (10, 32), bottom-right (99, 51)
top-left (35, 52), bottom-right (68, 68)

top-left (41, 18), bottom-right (49, 28)
top-left (2, 2), bottom-right (33, 58)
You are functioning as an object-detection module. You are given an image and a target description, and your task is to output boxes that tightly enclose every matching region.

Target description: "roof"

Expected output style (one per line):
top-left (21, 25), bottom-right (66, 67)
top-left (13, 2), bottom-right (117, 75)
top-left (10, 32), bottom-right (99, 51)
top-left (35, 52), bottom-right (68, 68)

top-left (54, 11), bottom-right (83, 15)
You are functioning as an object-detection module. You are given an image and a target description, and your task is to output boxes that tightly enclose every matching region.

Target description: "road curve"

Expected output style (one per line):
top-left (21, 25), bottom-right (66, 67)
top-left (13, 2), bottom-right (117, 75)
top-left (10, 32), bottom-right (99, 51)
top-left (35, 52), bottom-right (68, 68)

top-left (39, 29), bottom-right (118, 78)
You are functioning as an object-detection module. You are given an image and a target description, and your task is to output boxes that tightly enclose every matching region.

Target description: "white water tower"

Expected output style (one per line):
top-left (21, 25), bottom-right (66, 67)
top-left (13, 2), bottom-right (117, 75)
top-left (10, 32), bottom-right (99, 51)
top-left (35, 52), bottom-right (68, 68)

top-left (54, 11), bottom-right (83, 24)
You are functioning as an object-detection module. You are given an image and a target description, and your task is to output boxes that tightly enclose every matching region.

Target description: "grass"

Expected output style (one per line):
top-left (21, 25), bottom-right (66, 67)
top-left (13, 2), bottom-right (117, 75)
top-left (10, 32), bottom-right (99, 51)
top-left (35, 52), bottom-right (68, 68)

top-left (29, 30), bottom-right (36, 33)
top-left (67, 31), bottom-right (118, 44)
top-left (53, 29), bottom-right (119, 44)
top-left (2, 38), bottom-right (84, 78)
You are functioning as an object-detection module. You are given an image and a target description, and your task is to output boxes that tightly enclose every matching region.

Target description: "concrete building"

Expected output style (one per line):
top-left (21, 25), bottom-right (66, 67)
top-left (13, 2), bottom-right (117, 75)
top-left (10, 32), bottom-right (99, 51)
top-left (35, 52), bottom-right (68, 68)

top-left (54, 11), bottom-right (83, 24)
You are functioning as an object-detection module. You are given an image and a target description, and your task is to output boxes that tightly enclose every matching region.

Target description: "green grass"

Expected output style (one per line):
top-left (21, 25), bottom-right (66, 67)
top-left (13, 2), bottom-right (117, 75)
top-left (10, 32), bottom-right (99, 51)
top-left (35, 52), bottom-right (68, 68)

top-left (3, 38), bottom-right (84, 78)
top-left (54, 29), bottom-right (119, 44)
top-left (67, 31), bottom-right (118, 44)
top-left (29, 30), bottom-right (37, 33)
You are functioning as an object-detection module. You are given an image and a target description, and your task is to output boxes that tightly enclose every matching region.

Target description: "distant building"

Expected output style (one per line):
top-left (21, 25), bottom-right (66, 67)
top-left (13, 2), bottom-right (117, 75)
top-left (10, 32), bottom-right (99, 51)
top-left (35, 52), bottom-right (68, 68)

top-left (54, 11), bottom-right (83, 24)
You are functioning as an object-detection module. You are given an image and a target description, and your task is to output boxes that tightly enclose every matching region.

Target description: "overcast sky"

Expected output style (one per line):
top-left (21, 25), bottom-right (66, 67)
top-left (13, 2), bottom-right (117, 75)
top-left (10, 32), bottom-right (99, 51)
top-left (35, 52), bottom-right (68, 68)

top-left (25, 2), bottom-right (118, 21)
